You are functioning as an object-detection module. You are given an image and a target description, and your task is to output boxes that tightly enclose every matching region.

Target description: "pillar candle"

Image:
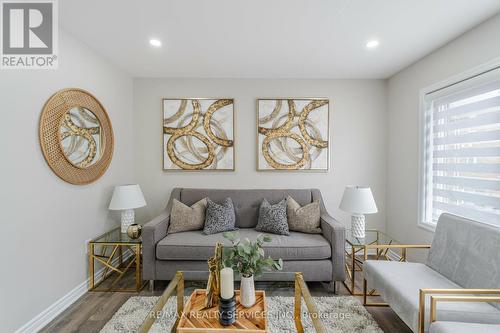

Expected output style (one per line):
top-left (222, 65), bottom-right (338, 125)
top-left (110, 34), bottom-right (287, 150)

top-left (220, 267), bottom-right (234, 299)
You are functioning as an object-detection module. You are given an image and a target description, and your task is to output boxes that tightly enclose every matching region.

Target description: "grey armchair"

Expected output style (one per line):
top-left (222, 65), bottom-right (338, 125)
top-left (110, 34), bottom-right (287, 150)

top-left (363, 213), bottom-right (500, 333)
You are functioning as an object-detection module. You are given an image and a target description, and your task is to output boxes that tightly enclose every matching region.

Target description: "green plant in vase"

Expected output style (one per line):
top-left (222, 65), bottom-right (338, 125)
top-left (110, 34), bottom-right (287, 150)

top-left (222, 231), bottom-right (283, 307)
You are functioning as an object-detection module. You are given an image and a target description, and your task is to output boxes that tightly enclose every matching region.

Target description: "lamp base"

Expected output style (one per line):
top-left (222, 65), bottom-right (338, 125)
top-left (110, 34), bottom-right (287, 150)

top-left (121, 209), bottom-right (134, 233)
top-left (351, 214), bottom-right (365, 238)
top-left (219, 295), bottom-right (236, 326)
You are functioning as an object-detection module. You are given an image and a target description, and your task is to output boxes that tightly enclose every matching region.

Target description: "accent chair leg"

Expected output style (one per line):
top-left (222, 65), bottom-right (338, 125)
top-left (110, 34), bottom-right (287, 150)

top-left (149, 280), bottom-right (155, 291)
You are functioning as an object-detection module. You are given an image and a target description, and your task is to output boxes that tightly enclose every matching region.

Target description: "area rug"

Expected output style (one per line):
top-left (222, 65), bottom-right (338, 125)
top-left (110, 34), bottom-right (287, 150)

top-left (100, 296), bottom-right (382, 333)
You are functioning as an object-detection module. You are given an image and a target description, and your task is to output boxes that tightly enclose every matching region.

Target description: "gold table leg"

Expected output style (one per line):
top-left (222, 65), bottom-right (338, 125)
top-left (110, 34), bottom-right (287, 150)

top-left (294, 274), bottom-right (305, 333)
top-left (89, 243), bottom-right (95, 290)
top-left (351, 245), bottom-right (355, 293)
top-left (89, 243), bottom-right (146, 292)
top-left (343, 245), bottom-right (366, 295)
top-left (295, 273), bottom-right (327, 333)
top-left (138, 271), bottom-right (184, 333)
top-left (136, 244), bottom-right (141, 291)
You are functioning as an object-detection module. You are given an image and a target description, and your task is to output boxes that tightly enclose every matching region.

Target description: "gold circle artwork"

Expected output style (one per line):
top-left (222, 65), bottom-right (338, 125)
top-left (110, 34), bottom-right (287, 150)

top-left (163, 98), bottom-right (234, 170)
top-left (39, 88), bottom-right (114, 185)
top-left (258, 99), bottom-right (329, 171)
top-left (59, 107), bottom-right (103, 168)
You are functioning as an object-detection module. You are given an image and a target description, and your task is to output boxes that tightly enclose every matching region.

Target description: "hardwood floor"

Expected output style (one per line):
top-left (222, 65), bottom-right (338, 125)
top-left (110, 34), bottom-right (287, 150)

top-left (41, 271), bottom-right (412, 333)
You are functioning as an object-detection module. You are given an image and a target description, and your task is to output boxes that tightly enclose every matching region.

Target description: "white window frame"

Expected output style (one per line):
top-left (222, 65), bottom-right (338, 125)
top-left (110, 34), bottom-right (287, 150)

top-left (418, 57), bottom-right (500, 232)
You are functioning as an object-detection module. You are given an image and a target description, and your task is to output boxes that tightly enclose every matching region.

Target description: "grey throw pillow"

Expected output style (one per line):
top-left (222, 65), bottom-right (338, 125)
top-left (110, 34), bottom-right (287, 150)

top-left (168, 198), bottom-right (207, 234)
top-left (203, 198), bottom-right (237, 235)
top-left (255, 198), bottom-right (289, 236)
top-left (286, 196), bottom-right (321, 234)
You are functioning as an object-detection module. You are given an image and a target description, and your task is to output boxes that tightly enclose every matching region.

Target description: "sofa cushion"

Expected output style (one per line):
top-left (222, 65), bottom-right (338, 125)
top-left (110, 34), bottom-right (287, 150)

top-left (286, 195), bottom-right (321, 234)
top-left (255, 198), bottom-right (289, 235)
top-left (168, 198), bottom-right (207, 234)
top-left (364, 261), bottom-right (500, 333)
top-left (156, 228), bottom-right (331, 261)
top-left (179, 188), bottom-right (313, 228)
top-left (426, 214), bottom-right (500, 311)
top-left (430, 321), bottom-right (500, 333)
top-left (202, 198), bottom-right (237, 235)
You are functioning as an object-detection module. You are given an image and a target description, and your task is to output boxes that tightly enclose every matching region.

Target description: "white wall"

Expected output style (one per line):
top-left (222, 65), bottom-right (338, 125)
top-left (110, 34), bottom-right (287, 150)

top-left (0, 30), bottom-right (134, 332)
top-left (133, 78), bottom-right (387, 231)
top-left (386, 14), bottom-right (500, 248)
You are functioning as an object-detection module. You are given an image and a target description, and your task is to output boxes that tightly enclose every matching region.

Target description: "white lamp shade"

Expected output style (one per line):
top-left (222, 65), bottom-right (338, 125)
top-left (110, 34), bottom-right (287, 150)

top-left (109, 184), bottom-right (146, 210)
top-left (339, 186), bottom-right (378, 214)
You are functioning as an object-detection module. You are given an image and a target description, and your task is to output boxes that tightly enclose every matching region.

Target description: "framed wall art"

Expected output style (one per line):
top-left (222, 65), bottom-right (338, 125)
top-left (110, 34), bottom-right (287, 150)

top-left (257, 98), bottom-right (329, 171)
top-left (163, 98), bottom-right (234, 170)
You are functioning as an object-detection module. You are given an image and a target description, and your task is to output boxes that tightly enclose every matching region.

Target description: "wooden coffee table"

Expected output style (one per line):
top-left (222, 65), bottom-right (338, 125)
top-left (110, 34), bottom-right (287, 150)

top-left (177, 289), bottom-right (267, 332)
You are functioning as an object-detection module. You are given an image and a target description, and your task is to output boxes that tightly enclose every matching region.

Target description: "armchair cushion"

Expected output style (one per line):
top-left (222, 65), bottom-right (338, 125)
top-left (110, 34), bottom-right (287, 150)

top-left (364, 261), bottom-right (500, 332)
top-left (430, 321), bottom-right (500, 333)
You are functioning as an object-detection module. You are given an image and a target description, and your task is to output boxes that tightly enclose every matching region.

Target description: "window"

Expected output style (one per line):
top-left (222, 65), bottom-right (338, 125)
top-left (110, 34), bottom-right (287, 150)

top-left (419, 65), bottom-right (500, 229)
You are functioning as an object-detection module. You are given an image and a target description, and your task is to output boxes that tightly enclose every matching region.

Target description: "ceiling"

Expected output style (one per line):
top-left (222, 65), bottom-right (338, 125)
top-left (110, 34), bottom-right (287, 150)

top-left (60, 0), bottom-right (500, 79)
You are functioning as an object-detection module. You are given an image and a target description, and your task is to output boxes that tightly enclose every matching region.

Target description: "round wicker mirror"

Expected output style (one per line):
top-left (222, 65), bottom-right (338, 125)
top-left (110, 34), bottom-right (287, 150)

top-left (39, 88), bottom-right (114, 184)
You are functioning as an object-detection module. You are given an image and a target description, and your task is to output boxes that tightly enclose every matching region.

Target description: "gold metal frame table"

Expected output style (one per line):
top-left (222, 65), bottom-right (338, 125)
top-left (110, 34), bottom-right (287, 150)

top-left (344, 229), bottom-right (399, 295)
top-left (138, 272), bottom-right (326, 333)
top-left (88, 227), bottom-right (147, 292)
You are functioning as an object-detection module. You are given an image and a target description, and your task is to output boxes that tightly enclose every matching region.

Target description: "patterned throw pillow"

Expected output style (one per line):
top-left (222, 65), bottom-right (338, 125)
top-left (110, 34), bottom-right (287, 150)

top-left (168, 198), bottom-right (207, 234)
top-left (203, 198), bottom-right (237, 235)
top-left (286, 196), bottom-right (322, 234)
top-left (255, 198), bottom-right (289, 236)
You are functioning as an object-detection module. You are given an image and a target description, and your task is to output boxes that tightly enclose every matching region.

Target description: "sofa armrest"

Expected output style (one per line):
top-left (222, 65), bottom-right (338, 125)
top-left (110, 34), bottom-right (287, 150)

top-left (142, 212), bottom-right (170, 280)
top-left (321, 213), bottom-right (346, 281)
top-left (419, 288), bottom-right (500, 333)
top-left (430, 294), bottom-right (500, 324)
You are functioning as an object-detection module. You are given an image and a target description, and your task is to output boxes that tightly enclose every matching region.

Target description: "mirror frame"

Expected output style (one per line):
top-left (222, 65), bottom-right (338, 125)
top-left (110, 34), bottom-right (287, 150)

top-left (39, 88), bottom-right (114, 185)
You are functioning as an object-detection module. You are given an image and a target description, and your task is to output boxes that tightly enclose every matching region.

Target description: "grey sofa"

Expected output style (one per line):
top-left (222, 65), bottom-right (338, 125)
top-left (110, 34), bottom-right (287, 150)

top-left (364, 213), bottom-right (500, 333)
top-left (143, 188), bottom-right (345, 290)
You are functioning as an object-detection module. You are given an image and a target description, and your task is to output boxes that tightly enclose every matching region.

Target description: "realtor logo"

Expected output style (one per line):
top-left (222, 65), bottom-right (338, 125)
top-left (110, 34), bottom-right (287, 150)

top-left (1, 0), bottom-right (58, 69)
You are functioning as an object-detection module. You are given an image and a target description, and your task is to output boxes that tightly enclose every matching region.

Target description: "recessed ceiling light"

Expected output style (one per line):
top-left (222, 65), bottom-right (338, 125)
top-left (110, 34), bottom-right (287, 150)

top-left (149, 39), bottom-right (162, 47)
top-left (365, 40), bottom-right (379, 49)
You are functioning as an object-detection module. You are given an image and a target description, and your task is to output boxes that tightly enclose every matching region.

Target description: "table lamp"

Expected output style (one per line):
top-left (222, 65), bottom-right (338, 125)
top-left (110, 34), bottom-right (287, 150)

top-left (339, 186), bottom-right (378, 238)
top-left (109, 184), bottom-right (146, 233)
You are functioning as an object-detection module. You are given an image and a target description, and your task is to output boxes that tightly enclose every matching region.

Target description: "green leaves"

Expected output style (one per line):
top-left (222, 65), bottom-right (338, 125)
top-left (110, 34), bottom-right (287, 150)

top-left (223, 231), bottom-right (239, 243)
top-left (222, 232), bottom-right (283, 278)
top-left (274, 258), bottom-right (284, 270)
top-left (262, 234), bottom-right (273, 242)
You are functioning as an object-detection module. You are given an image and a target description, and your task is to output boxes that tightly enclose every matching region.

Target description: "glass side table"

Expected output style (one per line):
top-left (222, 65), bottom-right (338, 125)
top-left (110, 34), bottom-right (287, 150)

top-left (344, 229), bottom-right (399, 295)
top-left (88, 227), bottom-right (147, 292)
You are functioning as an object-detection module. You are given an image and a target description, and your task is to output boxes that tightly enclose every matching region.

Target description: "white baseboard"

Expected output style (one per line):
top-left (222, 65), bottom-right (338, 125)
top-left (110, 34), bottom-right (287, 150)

top-left (15, 252), bottom-right (133, 333)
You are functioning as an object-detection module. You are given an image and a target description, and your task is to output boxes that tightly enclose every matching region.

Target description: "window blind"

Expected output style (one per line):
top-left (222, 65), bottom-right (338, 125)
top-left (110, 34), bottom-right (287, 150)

top-left (422, 68), bottom-right (500, 227)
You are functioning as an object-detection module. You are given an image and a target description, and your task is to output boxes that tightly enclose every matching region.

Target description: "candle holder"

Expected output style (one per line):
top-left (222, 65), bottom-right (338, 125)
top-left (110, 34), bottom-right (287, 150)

top-left (218, 295), bottom-right (236, 326)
